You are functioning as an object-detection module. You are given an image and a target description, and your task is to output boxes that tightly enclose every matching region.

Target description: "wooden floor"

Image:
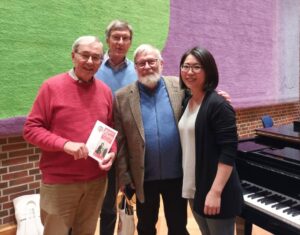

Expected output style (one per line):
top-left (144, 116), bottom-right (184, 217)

top-left (95, 196), bottom-right (273, 235)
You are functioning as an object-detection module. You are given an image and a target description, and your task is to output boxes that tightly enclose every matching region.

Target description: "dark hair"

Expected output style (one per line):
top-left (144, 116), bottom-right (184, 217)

top-left (179, 46), bottom-right (219, 92)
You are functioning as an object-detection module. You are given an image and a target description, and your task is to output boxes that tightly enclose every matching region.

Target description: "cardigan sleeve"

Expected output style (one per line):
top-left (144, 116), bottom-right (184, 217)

top-left (210, 96), bottom-right (238, 166)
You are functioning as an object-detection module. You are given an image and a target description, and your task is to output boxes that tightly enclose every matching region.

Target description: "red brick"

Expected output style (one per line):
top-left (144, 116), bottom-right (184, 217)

top-left (0, 138), bottom-right (7, 145)
top-left (9, 208), bottom-right (14, 215)
top-left (3, 185), bottom-right (28, 195)
top-left (9, 176), bottom-right (34, 187)
top-left (2, 157), bottom-right (28, 166)
top-left (9, 163), bottom-right (34, 172)
top-left (2, 143), bottom-right (27, 151)
top-left (2, 170), bottom-right (28, 181)
top-left (8, 136), bottom-right (25, 143)
top-left (3, 202), bottom-right (13, 210)
top-left (0, 167), bottom-right (8, 175)
top-left (0, 182), bottom-right (8, 189)
top-left (0, 210), bottom-right (8, 217)
top-left (8, 149), bottom-right (34, 158)
top-left (3, 215), bottom-right (15, 224)
top-left (29, 168), bottom-right (41, 175)
top-left (0, 152), bottom-right (8, 160)
top-left (29, 154), bottom-right (40, 162)
top-left (0, 195), bottom-right (8, 203)
top-left (29, 182), bottom-right (40, 190)
top-left (35, 174), bottom-right (42, 181)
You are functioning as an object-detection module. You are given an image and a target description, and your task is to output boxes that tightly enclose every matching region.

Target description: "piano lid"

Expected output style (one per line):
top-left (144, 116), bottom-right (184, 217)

top-left (256, 124), bottom-right (300, 145)
top-left (238, 140), bottom-right (270, 153)
top-left (260, 147), bottom-right (300, 164)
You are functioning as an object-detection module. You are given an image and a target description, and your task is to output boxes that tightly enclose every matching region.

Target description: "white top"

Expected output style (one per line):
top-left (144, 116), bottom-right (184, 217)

top-left (178, 100), bottom-right (201, 199)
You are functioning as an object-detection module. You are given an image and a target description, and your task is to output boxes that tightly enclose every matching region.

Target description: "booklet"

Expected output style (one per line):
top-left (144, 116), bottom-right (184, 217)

top-left (86, 120), bottom-right (118, 163)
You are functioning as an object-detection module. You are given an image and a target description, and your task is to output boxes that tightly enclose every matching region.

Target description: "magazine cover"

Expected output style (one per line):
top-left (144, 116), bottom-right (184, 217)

top-left (86, 120), bottom-right (118, 163)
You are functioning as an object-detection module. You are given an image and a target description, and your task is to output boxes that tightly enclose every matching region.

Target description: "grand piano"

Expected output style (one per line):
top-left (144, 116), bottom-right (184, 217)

top-left (236, 123), bottom-right (300, 235)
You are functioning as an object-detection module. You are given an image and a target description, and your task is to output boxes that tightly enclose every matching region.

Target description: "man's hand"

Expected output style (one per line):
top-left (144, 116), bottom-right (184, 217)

top-left (98, 152), bottom-right (115, 171)
top-left (63, 141), bottom-right (89, 160)
top-left (217, 90), bottom-right (231, 103)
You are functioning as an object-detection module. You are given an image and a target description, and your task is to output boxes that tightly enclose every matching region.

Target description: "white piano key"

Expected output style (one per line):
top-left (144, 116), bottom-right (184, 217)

top-left (242, 181), bottom-right (300, 229)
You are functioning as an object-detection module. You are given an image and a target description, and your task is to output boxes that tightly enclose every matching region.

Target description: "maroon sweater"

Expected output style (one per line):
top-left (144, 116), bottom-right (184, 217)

top-left (24, 72), bottom-right (116, 183)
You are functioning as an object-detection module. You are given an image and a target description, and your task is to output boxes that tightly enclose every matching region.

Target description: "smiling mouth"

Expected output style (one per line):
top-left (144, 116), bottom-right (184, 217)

top-left (84, 67), bottom-right (94, 72)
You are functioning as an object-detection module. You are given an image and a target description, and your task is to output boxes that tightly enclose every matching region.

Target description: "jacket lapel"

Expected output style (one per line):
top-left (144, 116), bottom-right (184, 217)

top-left (129, 83), bottom-right (145, 142)
top-left (163, 76), bottom-right (184, 123)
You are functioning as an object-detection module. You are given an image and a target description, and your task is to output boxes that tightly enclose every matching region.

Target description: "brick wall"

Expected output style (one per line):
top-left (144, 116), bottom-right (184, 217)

top-left (236, 102), bottom-right (300, 137)
top-left (0, 136), bottom-right (41, 226)
top-left (1, 102), bottom-right (300, 227)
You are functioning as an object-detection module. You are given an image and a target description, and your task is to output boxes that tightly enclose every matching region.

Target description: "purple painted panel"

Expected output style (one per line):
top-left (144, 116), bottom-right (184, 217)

top-left (162, 0), bottom-right (299, 108)
top-left (0, 116), bottom-right (26, 137)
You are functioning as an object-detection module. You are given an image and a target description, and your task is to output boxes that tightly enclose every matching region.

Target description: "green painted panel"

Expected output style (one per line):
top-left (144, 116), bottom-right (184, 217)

top-left (0, 0), bottom-right (170, 118)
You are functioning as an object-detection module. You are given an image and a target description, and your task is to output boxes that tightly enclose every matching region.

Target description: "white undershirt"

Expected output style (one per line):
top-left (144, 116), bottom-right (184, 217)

top-left (178, 100), bottom-right (201, 199)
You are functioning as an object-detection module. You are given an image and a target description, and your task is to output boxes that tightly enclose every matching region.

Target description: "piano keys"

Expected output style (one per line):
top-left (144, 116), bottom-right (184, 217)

top-left (242, 181), bottom-right (300, 230)
top-left (236, 124), bottom-right (300, 235)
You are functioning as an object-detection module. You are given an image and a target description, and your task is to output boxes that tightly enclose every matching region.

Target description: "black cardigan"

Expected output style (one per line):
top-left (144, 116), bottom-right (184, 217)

top-left (182, 90), bottom-right (244, 218)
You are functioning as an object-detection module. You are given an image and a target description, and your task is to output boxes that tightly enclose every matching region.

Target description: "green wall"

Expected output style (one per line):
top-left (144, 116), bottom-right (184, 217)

top-left (0, 0), bottom-right (169, 119)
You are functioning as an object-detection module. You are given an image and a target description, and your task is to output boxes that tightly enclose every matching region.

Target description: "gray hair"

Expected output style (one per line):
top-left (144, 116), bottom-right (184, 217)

top-left (133, 44), bottom-right (163, 63)
top-left (105, 19), bottom-right (133, 39)
top-left (72, 36), bottom-right (102, 52)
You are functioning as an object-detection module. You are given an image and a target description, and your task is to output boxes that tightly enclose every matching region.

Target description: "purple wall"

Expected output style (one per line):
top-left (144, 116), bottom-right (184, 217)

top-left (162, 0), bottom-right (299, 108)
top-left (0, 117), bottom-right (26, 137)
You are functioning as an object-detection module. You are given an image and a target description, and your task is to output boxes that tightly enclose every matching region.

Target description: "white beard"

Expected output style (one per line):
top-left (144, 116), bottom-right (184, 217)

top-left (139, 72), bottom-right (161, 89)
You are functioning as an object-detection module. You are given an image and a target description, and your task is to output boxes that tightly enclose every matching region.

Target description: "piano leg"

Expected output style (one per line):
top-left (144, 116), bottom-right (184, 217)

top-left (236, 217), bottom-right (252, 235)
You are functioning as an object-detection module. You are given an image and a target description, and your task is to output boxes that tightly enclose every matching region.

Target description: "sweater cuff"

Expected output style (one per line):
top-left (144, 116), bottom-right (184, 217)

top-left (54, 137), bottom-right (69, 151)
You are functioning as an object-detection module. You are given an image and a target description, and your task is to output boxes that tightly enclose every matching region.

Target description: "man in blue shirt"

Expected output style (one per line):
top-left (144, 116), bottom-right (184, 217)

top-left (95, 20), bottom-right (137, 235)
top-left (114, 44), bottom-right (189, 235)
top-left (96, 20), bottom-right (137, 93)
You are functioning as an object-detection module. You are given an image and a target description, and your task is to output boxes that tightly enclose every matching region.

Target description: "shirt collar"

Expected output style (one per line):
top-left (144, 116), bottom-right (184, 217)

top-left (104, 52), bottom-right (129, 71)
top-left (68, 68), bottom-right (94, 83)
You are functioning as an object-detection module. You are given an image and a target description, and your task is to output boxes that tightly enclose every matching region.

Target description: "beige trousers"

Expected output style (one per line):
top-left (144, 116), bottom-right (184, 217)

top-left (40, 177), bottom-right (107, 235)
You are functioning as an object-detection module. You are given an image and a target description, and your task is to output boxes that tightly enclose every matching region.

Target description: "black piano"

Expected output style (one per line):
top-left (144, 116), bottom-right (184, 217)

top-left (236, 124), bottom-right (300, 235)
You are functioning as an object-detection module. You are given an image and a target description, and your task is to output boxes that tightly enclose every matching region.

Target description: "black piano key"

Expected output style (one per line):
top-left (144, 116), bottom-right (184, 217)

top-left (283, 204), bottom-right (300, 216)
top-left (257, 193), bottom-right (274, 203)
top-left (258, 194), bottom-right (285, 205)
top-left (291, 205), bottom-right (300, 217)
top-left (272, 199), bottom-right (297, 210)
top-left (243, 185), bottom-right (263, 196)
top-left (248, 190), bottom-right (271, 199)
top-left (244, 185), bottom-right (261, 193)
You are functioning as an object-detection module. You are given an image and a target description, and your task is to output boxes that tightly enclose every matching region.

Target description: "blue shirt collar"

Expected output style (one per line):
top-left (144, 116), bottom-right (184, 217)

top-left (103, 52), bottom-right (130, 71)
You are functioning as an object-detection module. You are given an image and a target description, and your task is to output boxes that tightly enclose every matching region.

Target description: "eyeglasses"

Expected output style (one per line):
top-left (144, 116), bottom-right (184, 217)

top-left (110, 35), bottom-right (131, 43)
top-left (135, 59), bottom-right (158, 68)
top-left (181, 64), bottom-right (203, 73)
top-left (75, 52), bottom-right (103, 63)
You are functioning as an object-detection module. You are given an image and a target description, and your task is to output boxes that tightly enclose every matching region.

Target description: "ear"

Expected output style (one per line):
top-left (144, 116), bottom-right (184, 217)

top-left (159, 59), bottom-right (164, 67)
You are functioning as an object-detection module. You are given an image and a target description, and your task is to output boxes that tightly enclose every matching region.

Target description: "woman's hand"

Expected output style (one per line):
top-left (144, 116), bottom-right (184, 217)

top-left (204, 189), bottom-right (221, 216)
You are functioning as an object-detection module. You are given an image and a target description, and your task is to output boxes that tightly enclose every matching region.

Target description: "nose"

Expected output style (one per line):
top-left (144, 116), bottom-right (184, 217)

top-left (144, 61), bottom-right (151, 69)
top-left (86, 56), bottom-right (93, 63)
top-left (187, 67), bottom-right (194, 74)
top-left (117, 37), bottom-right (124, 44)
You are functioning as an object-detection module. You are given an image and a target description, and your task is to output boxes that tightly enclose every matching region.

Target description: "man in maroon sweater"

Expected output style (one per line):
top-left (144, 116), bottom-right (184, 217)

top-left (23, 36), bottom-right (116, 235)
